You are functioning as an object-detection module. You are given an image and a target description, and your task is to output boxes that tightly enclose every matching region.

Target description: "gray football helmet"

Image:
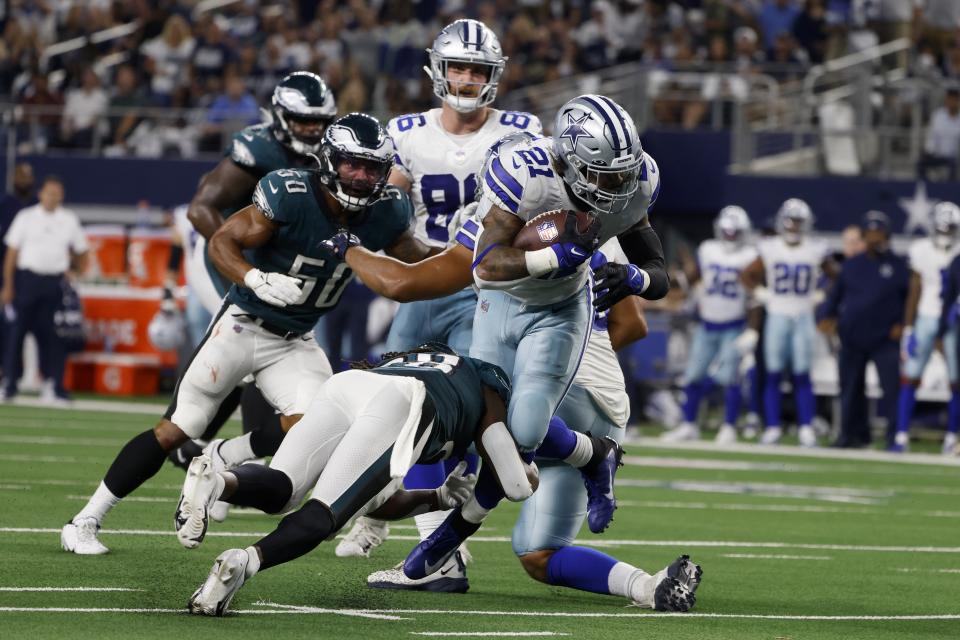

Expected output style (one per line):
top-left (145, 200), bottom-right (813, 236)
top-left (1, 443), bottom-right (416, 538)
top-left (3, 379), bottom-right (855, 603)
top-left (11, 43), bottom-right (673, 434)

top-left (775, 198), bottom-right (814, 244)
top-left (714, 205), bottom-right (752, 248)
top-left (425, 19), bottom-right (507, 113)
top-left (552, 94), bottom-right (644, 215)
top-left (931, 201), bottom-right (960, 249)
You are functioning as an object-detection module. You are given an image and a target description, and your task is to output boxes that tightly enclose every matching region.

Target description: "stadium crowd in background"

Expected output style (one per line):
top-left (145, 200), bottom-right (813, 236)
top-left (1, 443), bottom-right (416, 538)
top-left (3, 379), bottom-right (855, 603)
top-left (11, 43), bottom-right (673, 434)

top-left (3, 1), bottom-right (960, 152)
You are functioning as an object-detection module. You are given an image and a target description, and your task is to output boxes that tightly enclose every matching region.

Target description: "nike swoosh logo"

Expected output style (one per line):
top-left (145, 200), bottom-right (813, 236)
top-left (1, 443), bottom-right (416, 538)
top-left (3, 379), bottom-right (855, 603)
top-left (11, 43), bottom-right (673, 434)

top-left (268, 181), bottom-right (279, 194)
top-left (512, 157), bottom-right (522, 170)
top-left (439, 565), bottom-right (455, 576)
top-left (423, 554), bottom-right (447, 576)
top-left (571, 248), bottom-right (585, 257)
top-left (242, 133), bottom-right (254, 141)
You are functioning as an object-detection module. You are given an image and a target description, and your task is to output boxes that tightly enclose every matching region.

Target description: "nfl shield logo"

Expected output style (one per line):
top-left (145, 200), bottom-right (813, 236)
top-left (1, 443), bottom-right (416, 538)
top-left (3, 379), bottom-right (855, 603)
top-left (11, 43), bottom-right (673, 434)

top-left (480, 299), bottom-right (490, 313)
top-left (537, 220), bottom-right (559, 243)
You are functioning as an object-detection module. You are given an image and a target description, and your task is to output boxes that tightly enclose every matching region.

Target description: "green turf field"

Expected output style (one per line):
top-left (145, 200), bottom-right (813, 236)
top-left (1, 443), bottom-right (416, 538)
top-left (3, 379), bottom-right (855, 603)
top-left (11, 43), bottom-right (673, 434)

top-left (0, 402), bottom-right (957, 639)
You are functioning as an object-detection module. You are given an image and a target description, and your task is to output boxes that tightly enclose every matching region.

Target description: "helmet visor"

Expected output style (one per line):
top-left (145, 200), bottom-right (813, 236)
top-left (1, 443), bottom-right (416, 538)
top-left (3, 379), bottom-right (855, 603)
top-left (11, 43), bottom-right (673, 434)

top-left (579, 162), bottom-right (641, 212)
top-left (333, 151), bottom-right (392, 200)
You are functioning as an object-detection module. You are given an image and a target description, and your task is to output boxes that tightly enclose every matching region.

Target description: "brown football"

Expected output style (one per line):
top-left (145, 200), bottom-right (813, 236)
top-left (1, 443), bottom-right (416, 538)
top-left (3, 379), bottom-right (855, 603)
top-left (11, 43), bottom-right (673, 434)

top-left (512, 210), bottom-right (596, 251)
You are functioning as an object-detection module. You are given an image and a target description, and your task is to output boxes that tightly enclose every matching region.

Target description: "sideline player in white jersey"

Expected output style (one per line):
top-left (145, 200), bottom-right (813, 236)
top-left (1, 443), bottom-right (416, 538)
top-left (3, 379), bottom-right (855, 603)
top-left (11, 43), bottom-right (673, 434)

top-left (334, 18), bottom-right (542, 574)
top-left (742, 198), bottom-right (826, 446)
top-left (664, 206), bottom-right (758, 444)
top-left (320, 221), bottom-right (701, 610)
top-left (171, 204), bottom-right (221, 345)
top-left (894, 201), bottom-right (960, 452)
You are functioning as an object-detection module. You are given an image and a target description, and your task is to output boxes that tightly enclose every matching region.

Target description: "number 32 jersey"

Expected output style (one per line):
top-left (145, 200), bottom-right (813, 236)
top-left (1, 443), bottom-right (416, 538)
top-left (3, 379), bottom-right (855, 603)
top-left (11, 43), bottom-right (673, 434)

top-left (696, 239), bottom-right (757, 325)
top-left (758, 237), bottom-right (827, 317)
top-left (227, 169), bottom-right (413, 334)
top-left (387, 108), bottom-right (541, 247)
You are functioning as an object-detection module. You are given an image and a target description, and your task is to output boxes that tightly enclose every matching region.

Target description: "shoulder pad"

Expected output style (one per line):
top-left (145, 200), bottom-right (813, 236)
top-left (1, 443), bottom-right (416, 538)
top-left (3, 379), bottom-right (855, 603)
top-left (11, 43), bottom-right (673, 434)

top-left (479, 134), bottom-right (542, 215)
top-left (387, 112), bottom-right (428, 136)
top-left (495, 111), bottom-right (542, 134)
top-left (253, 169), bottom-right (313, 223)
top-left (640, 153), bottom-right (661, 212)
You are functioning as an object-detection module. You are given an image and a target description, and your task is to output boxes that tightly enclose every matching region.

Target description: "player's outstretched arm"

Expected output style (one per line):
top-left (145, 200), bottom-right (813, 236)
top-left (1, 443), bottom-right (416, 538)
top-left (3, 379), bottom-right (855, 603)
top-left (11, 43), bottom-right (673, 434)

top-left (385, 228), bottom-right (443, 264)
top-left (188, 159), bottom-right (261, 240)
top-left (342, 243), bottom-right (474, 302)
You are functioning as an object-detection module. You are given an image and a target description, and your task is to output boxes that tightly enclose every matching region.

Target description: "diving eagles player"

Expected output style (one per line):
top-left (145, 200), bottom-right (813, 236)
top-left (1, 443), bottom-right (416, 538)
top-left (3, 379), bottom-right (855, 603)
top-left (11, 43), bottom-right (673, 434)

top-left (61, 113), bottom-right (435, 555)
top-left (182, 344), bottom-right (533, 616)
top-left (324, 221), bottom-right (701, 611)
top-left (167, 71), bottom-right (337, 475)
top-left (336, 18), bottom-right (542, 578)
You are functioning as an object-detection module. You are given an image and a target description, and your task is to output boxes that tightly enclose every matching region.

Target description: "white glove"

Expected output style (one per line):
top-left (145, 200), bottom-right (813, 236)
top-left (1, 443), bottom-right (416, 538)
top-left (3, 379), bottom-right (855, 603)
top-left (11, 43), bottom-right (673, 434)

top-left (752, 286), bottom-right (771, 306)
top-left (436, 460), bottom-right (478, 509)
top-left (733, 327), bottom-right (759, 356)
top-left (243, 268), bottom-right (302, 307)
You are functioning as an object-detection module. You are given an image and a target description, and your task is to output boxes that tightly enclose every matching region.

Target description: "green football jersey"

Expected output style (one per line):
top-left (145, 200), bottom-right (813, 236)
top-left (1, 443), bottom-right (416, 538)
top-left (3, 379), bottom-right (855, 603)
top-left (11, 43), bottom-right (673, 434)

top-left (226, 168), bottom-right (413, 333)
top-left (372, 352), bottom-right (512, 463)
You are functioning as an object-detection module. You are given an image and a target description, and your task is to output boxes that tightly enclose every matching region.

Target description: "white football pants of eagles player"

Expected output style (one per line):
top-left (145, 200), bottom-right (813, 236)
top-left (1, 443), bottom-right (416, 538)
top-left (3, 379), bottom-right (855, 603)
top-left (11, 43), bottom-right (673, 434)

top-left (166, 303), bottom-right (332, 439)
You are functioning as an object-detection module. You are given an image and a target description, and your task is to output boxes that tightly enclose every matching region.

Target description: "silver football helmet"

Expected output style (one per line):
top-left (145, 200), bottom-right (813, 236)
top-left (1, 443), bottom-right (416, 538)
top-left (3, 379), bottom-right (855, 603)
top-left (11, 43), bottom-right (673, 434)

top-left (714, 205), bottom-right (752, 248)
top-left (425, 19), bottom-right (507, 113)
top-left (148, 302), bottom-right (186, 352)
top-left (775, 198), bottom-right (814, 244)
top-left (931, 201), bottom-right (960, 249)
top-left (553, 94), bottom-right (644, 215)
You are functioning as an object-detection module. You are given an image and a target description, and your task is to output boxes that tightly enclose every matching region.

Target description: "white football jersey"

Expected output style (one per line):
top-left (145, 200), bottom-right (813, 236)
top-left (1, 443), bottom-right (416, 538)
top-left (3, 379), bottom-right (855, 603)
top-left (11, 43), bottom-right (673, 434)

top-left (475, 134), bottom-right (661, 305)
top-left (172, 205), bottom-right (221, 314)
top-left (574, 237), bottom-right (630, 428)
top-left (387, 108), bottom-right (542, 247)
top-left (908, 237), bottom-right (958, 318)
top-left (696, 239), bottom-right (758, 324)
top-left (757, 236), bottom-right (827, 316)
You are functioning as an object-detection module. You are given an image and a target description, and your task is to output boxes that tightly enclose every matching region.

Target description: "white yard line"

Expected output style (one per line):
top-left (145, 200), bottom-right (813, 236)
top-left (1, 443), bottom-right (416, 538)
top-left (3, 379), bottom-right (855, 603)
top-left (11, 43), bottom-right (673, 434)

top-left (0, 454), bottom-right (106, 464)
top-left (0, 587), bottom-right (141, 592)
top-left (410, 633), bottom-right (568, 637)
top-left (1, 397), bottom-right (169, 415)
top-left (618, 500), bottom-right (960, 519)
top-left (623, 456), bottom-right (960, 477)
top-left (628, 437), bottom-right (960, 467)
top-left (0, 435), bottom-right (126, 447)
top-left (0, 605), bottom-right (956, 622)
top-left (721, 554), bottom-right (832, 561)
top-left (4, 527), bottom-right (958, 553)
top-left (615, 479), bottom-right (891, 504)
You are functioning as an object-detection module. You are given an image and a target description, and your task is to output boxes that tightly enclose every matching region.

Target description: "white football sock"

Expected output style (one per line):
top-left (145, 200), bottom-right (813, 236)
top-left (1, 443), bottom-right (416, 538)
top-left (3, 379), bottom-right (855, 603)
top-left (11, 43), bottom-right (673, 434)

top-left (74, 481), bottom-right (120, 524)
top-left (461, 496), bottom-right (491, 524)
top-left (244, 546), bottom-right (261, 578)
top-left (607, 561), bottom-right (654, 606)
top-left (414, 509), bottom-right (451, 541)
top-left (218, 433), bottom-right (256, 468)
top-left (563, 432), bottom-right (594, 468)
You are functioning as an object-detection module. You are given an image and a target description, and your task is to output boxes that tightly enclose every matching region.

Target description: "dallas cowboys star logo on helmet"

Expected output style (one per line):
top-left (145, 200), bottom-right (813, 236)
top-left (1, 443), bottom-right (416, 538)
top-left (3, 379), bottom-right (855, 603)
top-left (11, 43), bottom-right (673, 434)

top-left (560, 112), bottom-right (593, 148)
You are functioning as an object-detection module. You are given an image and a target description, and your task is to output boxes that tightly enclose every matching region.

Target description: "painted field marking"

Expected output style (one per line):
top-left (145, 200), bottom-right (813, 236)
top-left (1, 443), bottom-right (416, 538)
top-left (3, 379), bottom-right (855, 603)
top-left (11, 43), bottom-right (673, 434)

top-left (721, 554), bottom-right (832, 561)
top-left (410, 633), bottom-right (568, 637)
top-left (0, 605), bottom-right (957, 622)
top-left (0, 435), bottom-right (127, 447)
top-left (4, 527), bottom-right (959, 553)
top-left (623, 456), bottom-right (960, 478)
top-left (0, 587), bottom-right (141, 592)
top-left (615, 478), bottom-right (890, 504)
top-left (617, 500), bottom-right (960, 519)
top-left (629, 436), bottom-right (960, 467)
top-left (893, 568), bottom-right (960, 574)
top-left (65, 495), bottom-right (170, 504)
top-left (0, 454), bottom-right (106, 464)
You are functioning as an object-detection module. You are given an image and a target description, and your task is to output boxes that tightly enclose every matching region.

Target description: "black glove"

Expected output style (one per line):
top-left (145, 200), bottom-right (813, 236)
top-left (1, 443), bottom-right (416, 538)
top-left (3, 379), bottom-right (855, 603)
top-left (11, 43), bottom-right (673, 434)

top-left (591, 261), bottom-right (646, 312)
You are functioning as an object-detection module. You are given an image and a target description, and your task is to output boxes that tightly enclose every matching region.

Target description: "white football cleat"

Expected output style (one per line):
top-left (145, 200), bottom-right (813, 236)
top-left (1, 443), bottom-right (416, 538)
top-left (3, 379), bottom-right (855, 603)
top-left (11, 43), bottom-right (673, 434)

top-left (188, 548), bottom-right (249, 616)
top-left (61, 517), bottom-right (109, 555)
top-left (335, 517), bottom-right (389, 558)
top-left (943, 432), bottom-right (958, 456)
top-left (714, 424), bottom-right (737, 446)
top-left (741, 412), bottom-right (760, 440)
top-left (209, 501), bottom-right (231, 523)
top-left (797, 425), bottom-right (818, 448)
top-left (367, 551), bottom-right (469, 593)
top-left (203, 439), bottom-right (230, 473)
top-left (175, 455), bottom-right (222, 549)
top-left (759, 426), bottom-right (783, 445)
top-left (660, 422), bottom-right (700, 442)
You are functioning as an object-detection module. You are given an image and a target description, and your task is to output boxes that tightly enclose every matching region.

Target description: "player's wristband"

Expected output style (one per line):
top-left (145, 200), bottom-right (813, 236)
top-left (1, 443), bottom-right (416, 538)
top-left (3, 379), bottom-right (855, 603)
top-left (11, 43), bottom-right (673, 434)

top-left (635, 267), bottom-right (651, 294)
top-left (525, 247), bottom-right (560, 277)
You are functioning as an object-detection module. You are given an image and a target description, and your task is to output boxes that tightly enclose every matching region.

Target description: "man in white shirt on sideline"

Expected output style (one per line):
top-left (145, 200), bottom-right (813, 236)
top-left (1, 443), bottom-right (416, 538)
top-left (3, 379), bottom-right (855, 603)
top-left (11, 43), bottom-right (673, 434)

top-left (1, 175), bottom-right (88, 403)
top-left (919, 86), bottom-right (960, 181)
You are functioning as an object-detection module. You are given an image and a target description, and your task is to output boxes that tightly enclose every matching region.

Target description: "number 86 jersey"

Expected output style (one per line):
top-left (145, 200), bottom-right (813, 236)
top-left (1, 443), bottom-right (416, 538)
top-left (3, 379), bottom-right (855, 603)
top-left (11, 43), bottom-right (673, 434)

top-left (388, 108), bottom-right (542, 247)
top-left (696, 239), bottom-right (757, 325)
top-left (758, 236), bottom-right (828, 317)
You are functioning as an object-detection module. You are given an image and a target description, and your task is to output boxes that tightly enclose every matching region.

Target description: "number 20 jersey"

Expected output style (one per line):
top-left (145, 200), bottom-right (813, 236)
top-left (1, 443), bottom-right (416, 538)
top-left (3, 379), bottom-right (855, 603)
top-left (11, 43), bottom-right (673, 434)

top-left (696, 239), bottom-right (757, 324)
top-left (758, 237), bottom-right (827, 317)
top-left (387, 108), bottom-right (542, 247)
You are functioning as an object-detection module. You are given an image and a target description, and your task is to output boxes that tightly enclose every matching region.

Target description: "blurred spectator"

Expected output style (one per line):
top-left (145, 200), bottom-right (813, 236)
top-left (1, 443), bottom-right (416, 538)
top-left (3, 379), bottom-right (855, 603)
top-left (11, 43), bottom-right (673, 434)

top-left (756, 0), bottom-right (802, 51)
top-left (819, 211), bottom-right (908, 448)
top-left (192, 20), bottom-right (234, 91)
top-left (866, 0), bottom-right (918, 70)
top-left (198, 74), bottom-right (260, 152)
top-left (917, 0), bottom-right (960, 61)
top-left (765, 32), bottom-right (808, 83)
top-left (142, 14), bottom-right (196, 106)
top-left (17, 71), bottom-right (63, 152)
top-left (919, 86), bottom-right (960, 181)
top-left (2, 176), bottom-right (89, 404)
top-left (0, 162), bottom-right (36, 381)
top-left (793, 0), bottom-right (829, 63)
top-left (106, 65), bottom-right (147, 151)
top-left (734, 25), bottom-right (767, 67)
top-left (840, 223), bottom-right (865, 258)
top-left (705, 0), bottom-right (758, 42)
top-left (687, 35), bottom-right (749, 128)
top-left (59, 68), bottom-right (108, 149)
